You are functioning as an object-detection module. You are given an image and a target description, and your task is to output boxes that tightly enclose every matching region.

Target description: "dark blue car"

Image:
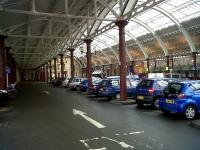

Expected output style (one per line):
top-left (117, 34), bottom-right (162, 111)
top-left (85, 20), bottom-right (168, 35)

top-left (98, 77), bottom-right (140, 99)
top-left (159, 80), bottom-right (200, 119)
top-left (135, 78), bottom-right (171, 108)
top-left (79, 77), bottom-right (102, 92)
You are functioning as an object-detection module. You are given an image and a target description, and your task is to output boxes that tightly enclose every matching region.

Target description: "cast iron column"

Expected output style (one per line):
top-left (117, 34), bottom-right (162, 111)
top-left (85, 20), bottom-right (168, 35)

top-left (115, 20), bottom-right (128, 101)
top-left (53, 58), bottom-right (57, 79)
top-left (5, 47), bottom-right (11, 84)
top-left (171, 57), bottom-right (174, 69)
top-left (43, 64), bottom-right (46, 82)
top-left (166, 56), bottom-right (170, 73)
top-left (10, 54), bottom-right (16, 83)
top-left (59, 54), bottom-right (64, 78)
top-left (146, 58), bottom-right (150, 73)
top-left (69, 48), bottom-right (75, 78)
top-left (102, 65), bottom-right (105, 77)
top-left (0, 35), bottom-right (6, 90)
top-left (84, 39), bottom-right (93, 88)
top-left (131, 61), bottom-right (134, 74)
top-left (192, 52), bottom-right (197, 79)
top-left (110, 64), bottom-right (113, 76)
top-left (49, 60), bottom-right (52, 82)
top-left (46, 63), bottom-right (49, 82)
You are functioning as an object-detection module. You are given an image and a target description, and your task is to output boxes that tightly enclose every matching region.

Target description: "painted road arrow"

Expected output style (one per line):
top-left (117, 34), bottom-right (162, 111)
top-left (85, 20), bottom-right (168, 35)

top-left (73, 109), bottom-right (106, 129)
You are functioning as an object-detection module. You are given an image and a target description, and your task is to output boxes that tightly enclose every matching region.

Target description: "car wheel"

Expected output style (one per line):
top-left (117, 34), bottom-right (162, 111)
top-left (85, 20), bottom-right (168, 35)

top-left (137, 101), bottom-right (144, 107)
top-left (152, 98), bottom-right (160, 109)
top-left (184, 105), bottom-right (196, 120)
top-left (115, 93), bottom-right (120, 99)
top-left (76, 86), bottom-right (80, 91)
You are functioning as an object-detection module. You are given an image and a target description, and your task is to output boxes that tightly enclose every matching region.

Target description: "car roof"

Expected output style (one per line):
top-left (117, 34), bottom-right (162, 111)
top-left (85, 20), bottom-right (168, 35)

top-left (170, 80), bottom-right (200, 84)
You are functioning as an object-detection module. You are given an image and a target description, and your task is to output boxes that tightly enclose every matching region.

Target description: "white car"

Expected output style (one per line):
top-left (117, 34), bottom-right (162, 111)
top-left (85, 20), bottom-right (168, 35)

top-left (68, 77), bottom-right (87, 90)
top-left (62, 78), bottom-right (70, 87)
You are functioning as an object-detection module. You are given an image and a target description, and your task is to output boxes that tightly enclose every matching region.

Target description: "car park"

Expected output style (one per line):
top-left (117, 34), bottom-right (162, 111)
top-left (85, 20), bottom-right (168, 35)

top-left (135, 78), bottom-right (174, 108)
top-left (98, 76), bottom-right (140, 99)
top-left (159, 80), bottom-right (200, 119)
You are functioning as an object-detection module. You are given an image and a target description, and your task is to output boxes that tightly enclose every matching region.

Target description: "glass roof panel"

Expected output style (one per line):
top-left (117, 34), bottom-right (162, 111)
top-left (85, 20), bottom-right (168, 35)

top-left (75, 0), bottom-right (200, 58)
top-left (159, 0), bottom-right (200, 23)
top-left (126, 21), bottom-right (149, 37)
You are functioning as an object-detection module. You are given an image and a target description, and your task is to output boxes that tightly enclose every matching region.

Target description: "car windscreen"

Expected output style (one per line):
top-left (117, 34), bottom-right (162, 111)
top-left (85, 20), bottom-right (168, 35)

top-left (130, 80), bottom-right (140, 87)
top-left (93, 79), bottom-right (102, 84)
top-left (99, 80), bottom-right (109, 87)
top-left (190, 82), bottom-right (200, 91)
top-left (164, 83), bottom-right (183, 94)
top-left (137, 80), bottom-right (153, 87)
top-left (110, 79), bottom-right (119, 86)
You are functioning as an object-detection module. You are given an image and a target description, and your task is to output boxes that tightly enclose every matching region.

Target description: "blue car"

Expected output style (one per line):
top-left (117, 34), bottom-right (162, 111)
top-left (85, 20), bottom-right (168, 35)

top-left (135, 78), bottom-right (172, 108)
top-left (159, 80), bottom-right (200, 119)
top-left (79, 77), bottom-right (102, 92)
top-left (99, 77), bottom-right (140, 99)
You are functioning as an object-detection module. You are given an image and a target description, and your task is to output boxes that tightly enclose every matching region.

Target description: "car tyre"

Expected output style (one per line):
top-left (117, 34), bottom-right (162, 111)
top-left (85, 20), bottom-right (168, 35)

top-left (76, 86), bottom-right (80, 91)
top-left (184, 105), bottom-right (196, 120)
top-left (137, 101), bottom-right (144, 108)
top-left (115, 93), bottom-right (120, 99)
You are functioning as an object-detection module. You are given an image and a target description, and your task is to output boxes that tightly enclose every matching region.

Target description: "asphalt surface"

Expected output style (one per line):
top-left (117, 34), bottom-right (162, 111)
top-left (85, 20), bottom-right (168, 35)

top-left (0, 82), bottom-right (200, 150)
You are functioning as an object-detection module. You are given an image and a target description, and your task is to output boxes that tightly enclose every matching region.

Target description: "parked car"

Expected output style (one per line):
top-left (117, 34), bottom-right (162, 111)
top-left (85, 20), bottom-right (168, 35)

top-left (0, 89), bottom-right (9, 104)
top-left (98, 76), bottom-right (140, 99)
top-left (159, 80), bottom-right (200, 119)
top-left (62, 78), bottom-right (70, 87)
top-left (52, 78), bottom-right (65, 87)
top-left (68, 77), bottom-right (87, 90)
top-left (79, 77), bottom-right (102, 92)
top-left (135, 78), bottom-right (175, 108)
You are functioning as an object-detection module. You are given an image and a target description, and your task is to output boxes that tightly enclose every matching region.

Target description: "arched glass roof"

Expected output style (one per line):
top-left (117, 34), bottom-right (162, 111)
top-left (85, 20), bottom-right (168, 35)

top-left (1, 0), bottom-right (200, 68)
top-left (75, 0), bottom-right (200, 66)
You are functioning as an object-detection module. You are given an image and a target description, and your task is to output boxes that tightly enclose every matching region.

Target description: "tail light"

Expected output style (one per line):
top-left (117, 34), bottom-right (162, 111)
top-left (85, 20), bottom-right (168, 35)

top-left (92, 85), bottom-right (97, 90)
top-left (177, 93), bottom-right (185, 99)
top-left (148, 88), bottom-right (155, 95)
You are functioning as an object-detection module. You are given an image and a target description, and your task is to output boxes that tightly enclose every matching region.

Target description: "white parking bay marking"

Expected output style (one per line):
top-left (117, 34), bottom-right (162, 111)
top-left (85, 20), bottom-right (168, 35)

top-left (73, 109), bottom-right (106, 129)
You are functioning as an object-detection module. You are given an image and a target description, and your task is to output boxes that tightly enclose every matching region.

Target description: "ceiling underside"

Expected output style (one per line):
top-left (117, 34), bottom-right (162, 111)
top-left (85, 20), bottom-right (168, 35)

top-left (0, 0), bottom-right (200, 69)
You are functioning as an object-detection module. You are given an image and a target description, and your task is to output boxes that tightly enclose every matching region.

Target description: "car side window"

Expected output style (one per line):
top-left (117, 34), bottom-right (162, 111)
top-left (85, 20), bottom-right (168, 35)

top-left (111, 80), bottom-right (119, 86)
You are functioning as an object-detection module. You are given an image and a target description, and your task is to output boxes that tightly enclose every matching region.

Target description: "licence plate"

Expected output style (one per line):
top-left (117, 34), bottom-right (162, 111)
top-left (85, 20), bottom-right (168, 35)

top-left (137, 96), bottom-right (144, 100)
top-left (166, 99), bottom-right (174, 104)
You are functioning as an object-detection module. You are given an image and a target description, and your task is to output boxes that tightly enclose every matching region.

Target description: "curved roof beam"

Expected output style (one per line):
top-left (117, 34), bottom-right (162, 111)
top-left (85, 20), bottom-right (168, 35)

top-left (83, 56), bottom-right (97, 66)
top-left (62, 24), bottom-right (112, 64)
top-left (93, 44), bottom-right (111, 64)
top-left (90, 1), bottom-right (117, 34)
top-left (74, 57), bottom-right (85, 68)
top-left (102, 32), bottom-right (132, 61)
top-left (63, 33), bottom-right (111, 65)
top-left (131, 18), bottom-right (169, 56)
top-left (72, 0), bottom-right (119, 46)
top-left (153, 6), bottom-right (196, 52)
top-left (95, 38), bottom-right (120, 63)
top-left (125, 30), bottom-right (148, 59)
top-left (94, 55), bottom-right (103, 66)
top-left (96, 0), bottom-right (119, 19)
